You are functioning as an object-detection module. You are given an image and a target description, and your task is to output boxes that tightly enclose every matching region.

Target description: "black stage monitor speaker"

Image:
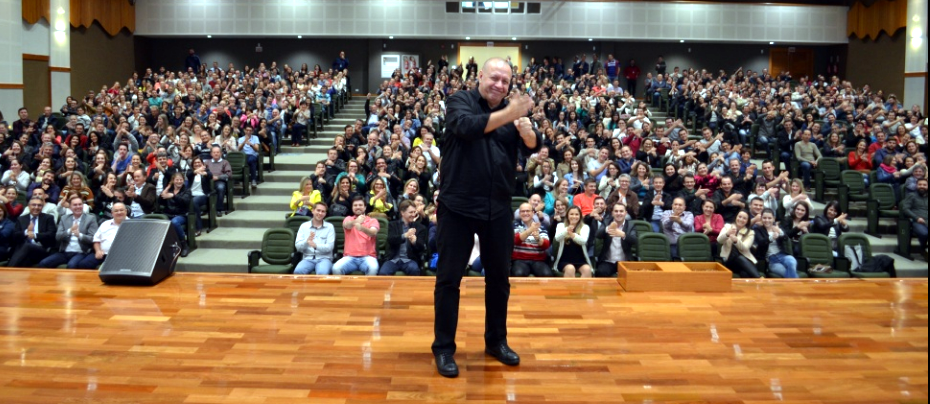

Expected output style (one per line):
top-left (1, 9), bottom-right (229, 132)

top-left (99, 219), bottom-right (181, 286)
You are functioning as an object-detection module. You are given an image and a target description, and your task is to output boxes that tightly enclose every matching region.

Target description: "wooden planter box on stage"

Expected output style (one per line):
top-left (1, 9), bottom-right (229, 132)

top-left (617, 262), bottom-right (732, 292)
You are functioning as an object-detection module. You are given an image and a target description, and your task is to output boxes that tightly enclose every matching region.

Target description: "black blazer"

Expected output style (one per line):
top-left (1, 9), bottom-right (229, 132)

top-left (811, 215), bottom-right (849, 240)
top-left (383, 220), bottom-right (428, 266)
top-left (596, 216), bottom-right (638, 263)
top-left (14, 213), bottom-right (57, 250)
top-left (640, 189), bottom-right (674, 222)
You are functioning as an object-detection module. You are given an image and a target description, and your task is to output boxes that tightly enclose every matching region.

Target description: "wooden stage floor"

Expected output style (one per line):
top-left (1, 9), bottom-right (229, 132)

top-left (0, 269), bottom-right (926, 404)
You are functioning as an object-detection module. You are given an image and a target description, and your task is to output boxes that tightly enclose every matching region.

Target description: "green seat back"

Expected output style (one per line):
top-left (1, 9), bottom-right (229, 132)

top-left (799, 233), bottom-right (833, 267)
top-left (226, 151), bottom-right (247, 179)
top-left (325, 216), bottom-right (346, 256)
top-left (870, 184), bottom-right (896, 211)
top-left (511, 197), bottom-right (528, 213)
top-left (260, 228), bottom-right (295, 266)
top-left (285, 216), bottom-right (311, 240)
top-left (818, 158), bottom-right (841, 182)
top-left (841, 170), bottom-right (866, 194)
top-left (838, 233), bottom-right (873, 261)
top-left (637, 233), bottom-right (672, 262)
top-left (377, 217), bottom-right (389, 254)
top-left (631, 220), bottom-right (653, 235)
top-left (678, 233), bottom-right (713, 262)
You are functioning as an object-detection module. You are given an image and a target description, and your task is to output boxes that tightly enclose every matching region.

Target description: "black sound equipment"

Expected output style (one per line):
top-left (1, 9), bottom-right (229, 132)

top-left (99, 220), bottom-right (181, 286)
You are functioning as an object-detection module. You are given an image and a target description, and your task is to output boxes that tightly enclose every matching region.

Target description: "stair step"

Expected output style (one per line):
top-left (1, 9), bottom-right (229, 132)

top-left (218, 209), bottom-right (292, 228)
top-left (196, 227), bottom-right (268, 250)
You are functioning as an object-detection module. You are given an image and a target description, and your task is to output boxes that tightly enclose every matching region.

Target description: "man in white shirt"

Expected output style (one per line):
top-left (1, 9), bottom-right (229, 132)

top-left (74, 202), bottom-right (127, 269)
top-left (294, 203), bottom-right (335, 275)
top-left (237, 126), bottom-right (261, 188)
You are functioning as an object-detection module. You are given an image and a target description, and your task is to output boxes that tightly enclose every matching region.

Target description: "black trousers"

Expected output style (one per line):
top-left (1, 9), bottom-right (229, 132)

top-left (9, 243), bottom-right (50, 268)
top-left (725, 252), bottom-right (761, 278)
top-left (595, 261), bottom-right (619, 278)
top-left (511, 260), bottom-right (552, 277)
top-left (433, 204), bottom-right (513, 355)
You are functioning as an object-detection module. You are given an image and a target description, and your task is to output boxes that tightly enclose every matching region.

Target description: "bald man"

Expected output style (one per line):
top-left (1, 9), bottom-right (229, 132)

top-left (432, 58), bottom-right (542, 378)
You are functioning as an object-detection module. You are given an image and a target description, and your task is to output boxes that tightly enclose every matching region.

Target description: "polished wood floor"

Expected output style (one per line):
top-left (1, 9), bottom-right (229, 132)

top-left (0, 269), bottom-right (926, 404)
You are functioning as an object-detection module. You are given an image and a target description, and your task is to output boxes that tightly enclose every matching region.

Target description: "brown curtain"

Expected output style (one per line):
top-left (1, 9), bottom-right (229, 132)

top-left (71, 0), bottom-right (135, 35)
top-left (22, 0), bottom-right (51, 24)
top-left (847, 0), bottom-right (907, 40)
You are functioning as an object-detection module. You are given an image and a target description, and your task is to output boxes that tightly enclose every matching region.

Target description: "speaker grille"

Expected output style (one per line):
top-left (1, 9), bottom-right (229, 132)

top-left (101, 220), bottom-right (171, 275)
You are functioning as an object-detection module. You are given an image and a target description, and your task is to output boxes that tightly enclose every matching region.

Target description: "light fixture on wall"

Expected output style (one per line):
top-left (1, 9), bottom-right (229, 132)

top-left (53, 6), bottom-right (67, 44)
top-left (297, 35), bottom-right (302, 39)
top-left (769, 41), bottom-right (775, 45)
top-left (680, 40), bottom-right (685, 43)
top-left (207, 35), bottom-right (212, 38)
top-left (911, 26), bottom-right (924, 48)
top-left (512, 37), bottom-right (517, 40)
top-left (465, 36), bottom-right (471, 40)
top-left (389, 36), bottom-right (394, 39)
top-left (57, 6), bottom-right (64, 15)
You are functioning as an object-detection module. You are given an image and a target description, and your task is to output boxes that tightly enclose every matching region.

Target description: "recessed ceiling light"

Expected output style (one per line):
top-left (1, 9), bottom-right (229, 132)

top-left (207, 35), bottom-right (212, 38)
top-left (588, 38), bottom-right (593, 41)
top-left (297, 35), bottom-right (302, 39)
top-left (465, 36), bottom-right (471, 40)
top-left (389, 35), bottom-right (394, 39)
top-left (680, 39), bottom-right (685, 43)
top-left (512, 37), bottom-right (517, 40)
top-left (770, 41), bottom-right (775, 45)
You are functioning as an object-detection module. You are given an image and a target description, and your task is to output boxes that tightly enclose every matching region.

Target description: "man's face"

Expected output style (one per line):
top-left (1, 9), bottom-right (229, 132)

top-left (42, 172), bottom-right (55, 185)
top-left (763, 162), bottom-right (774, 176)
top-left (585, 182), bottom-right (597, 195)
top-left (683, 176), bottom-right (695, 190)
top-left (28, 200), bottom-right (43, 216)
top-left (211, 148), bottom-right (222, 160)
top-left (918, 181), bottom-right (928, 195)
top-left (133, 170), bottom-right (145, 185)
top-left (518, 204), bottom-right (533, 223)
top-left (312, 204), bottom-right (327, 221)
top-left (477, 60), bottom-right (511, 106)
top-left (729, 160), bottom-right (741, 174)
top-left (19, 109), bottom-right (28, 120)
top-left (594, 199), bottom-right (606, 213)
top-left (70, 198), bottom-right (84, 216)
top-left (653, 178), bottom-right (665, 192)
top-left (528, 194), bottom-right (542, 209)
top-left (721, 178), bottom-right (733, 193)
top-left (352, 200), bottom-right (366, 216)
top-left (750, 199), bottom-right (763, 215)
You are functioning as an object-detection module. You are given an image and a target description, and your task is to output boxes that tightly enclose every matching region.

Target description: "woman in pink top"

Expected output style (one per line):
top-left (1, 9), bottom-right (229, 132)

top-left (693, 199), bottom-right (724, 257)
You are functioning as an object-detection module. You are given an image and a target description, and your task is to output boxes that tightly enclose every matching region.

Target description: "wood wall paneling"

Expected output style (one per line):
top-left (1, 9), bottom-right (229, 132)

top-left (22, 0), bottom-right (135, 36)
top-left (847, 0), bottom-right (907, 40)
top-left (23, 59), bottom-right (51, 114)
top-left (769, 47), bottom-right (814, 80)
top-left (22, 0), bottom-right (50, 24)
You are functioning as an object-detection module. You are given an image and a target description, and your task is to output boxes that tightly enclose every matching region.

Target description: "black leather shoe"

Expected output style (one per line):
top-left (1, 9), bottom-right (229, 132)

top-left (485, 343), bottom-right (520, 366)
top-left (434, 353), bottom-right (459, 378)
top-left (180, 247), bottom-right (190, 258)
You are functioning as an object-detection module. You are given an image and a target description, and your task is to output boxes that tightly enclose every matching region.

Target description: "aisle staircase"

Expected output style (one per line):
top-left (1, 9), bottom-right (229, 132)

top-left (176, 97), bottom-right (366, 272)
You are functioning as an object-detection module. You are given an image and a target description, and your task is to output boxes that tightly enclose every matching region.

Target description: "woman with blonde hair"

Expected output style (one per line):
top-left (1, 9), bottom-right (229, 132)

top-left (552, 206), bottom-right (592, 278)
top-left (290, 177), bottom-right (322, 217)
top-left (782, 178), bottom-right (811, 215)
top-left (59, 172), bottom-right (94, 216)
top-left (718, 210), bottom-right (761, 278)
top-left (366, 177), bottom-right (395, 219)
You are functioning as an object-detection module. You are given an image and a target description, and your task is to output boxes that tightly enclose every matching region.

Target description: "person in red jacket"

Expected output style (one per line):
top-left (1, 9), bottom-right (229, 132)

top-left (623, 59), bottom-right (641, 98)
top-left (512, 203), bottom-right (552, 277)
top-left (848, 139), bottom-right (873, 172)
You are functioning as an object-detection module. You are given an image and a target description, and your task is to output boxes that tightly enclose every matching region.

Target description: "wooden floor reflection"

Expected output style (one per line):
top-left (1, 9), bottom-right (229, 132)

top-left (0, 269), bottom-right (926, 403)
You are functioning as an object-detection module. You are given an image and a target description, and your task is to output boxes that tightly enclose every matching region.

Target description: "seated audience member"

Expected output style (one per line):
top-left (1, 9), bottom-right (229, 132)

top-left (8, 197), bottom-right (57, 267)
top-left (511, 203), bottom-right (552, 277)
top-left (660, 197), bottom-right (694, 258)
top-left (335, 160), bottom-right (367, 195)
top-left (333, 196), bottom-right (380, 275)
top-left (238, 126), bottom-right (261, 188)
top-left (0, 205), bottom-right (16, 262)
top-left (748, 182), bottom-right (779, 214)
top-left (548, 197), bottom-right (569, 240)
top-left (379, 200), bottom-right (427, 276)
top-left (694, 199), bottom-right (724, 256)
top-left (93, 173), bottom-right (121, 220)
top-left (572, 178), bottom-right (599, 217)
top-left (794, 130), bottom-right (821, 190)
top-left (26, 186), bottom-right (59, 222)
top-left (159, 172), bottom-right (193, 256)
top-left (783, 201), bottom-right (812, 256)
top-left (552, 206), bottom-right (592, 278)
top-left (713, 176), bottom-right (745, 223)
top-left (811, 200), bottom-right (849, 251)
top-left (27, 171), bottom-right (61, 206)
top-left (294, 202), bottom-right (335, 275)
top-left (58, 172), bottom-right (94, 216)
top-left (545, 179), bottom-right (574, 216)
top-left (606, 174), bottom-right (640, 219)
top-left (73, 202), bottom-right (128, 269)
top-left (901, 178), bottom-right (928, 257)
top-left (755, 208), bottom-right (799, 278)
top-left (1, 187), bottom-right (24, 219)
top-left (329, 176), bottom-right (358, 217)
top-left (291, 177), bottom-right (323, 218)
top-left (1, 159), bottom-right (30, 192)
top-left (595, 203), bottom-right (637, 278)
top-left (718, 210), bottom-right (761, 278)
top-left (37, 195), bottom-right (98, 268)
top-left (311, 161), bottom-right (334, 200)
top-left (747, 197), bottom-right (766, 228)
top-left (366, 177), bottom-right (395, 219)
top-left (187, 157), bottom-right (212, 235)
top-left (205, 146), bottom-right (232, 216)
top-left (514, 193), bottom-right (551, 229)
top-left (641, 176), bottom-right (673, 232)
top-left (125, 169), bottom-right (156, 218)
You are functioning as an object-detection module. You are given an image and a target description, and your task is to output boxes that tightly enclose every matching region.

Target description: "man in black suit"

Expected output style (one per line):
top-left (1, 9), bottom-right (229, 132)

top-left (378, 200), bottom-right (427, 276)
top-left (9, 196), bottom-right (57, 267)
top-left (640, 176), bottom-right (674, 232)
top-left (595, 203), bottom-right (638, 277)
